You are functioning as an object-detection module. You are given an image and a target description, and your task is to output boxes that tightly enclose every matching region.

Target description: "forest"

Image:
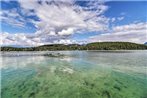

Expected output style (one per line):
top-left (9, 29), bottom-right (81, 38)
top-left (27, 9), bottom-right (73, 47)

top-left (1, 42), bottom-right (147, 51)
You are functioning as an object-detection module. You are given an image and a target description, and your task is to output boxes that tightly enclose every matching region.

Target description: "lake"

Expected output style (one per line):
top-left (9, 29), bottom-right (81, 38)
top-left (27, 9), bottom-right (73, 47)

top-left (1, 51), bottom-right (147, 98)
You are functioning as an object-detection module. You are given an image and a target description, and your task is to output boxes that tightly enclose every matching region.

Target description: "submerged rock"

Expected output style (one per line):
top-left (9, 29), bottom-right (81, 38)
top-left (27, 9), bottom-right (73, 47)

top-left (29, 92), bottom-right (35, 98)
top-left (102, 90), bottom-right (111, 98)
top-left (113, 85), bottom-right (121, 91)
top-left (43, 53), bottom-right (65, 57)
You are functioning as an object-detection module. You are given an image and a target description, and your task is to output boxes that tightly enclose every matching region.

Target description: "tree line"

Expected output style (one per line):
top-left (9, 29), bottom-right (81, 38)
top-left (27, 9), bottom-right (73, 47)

top-left (1, 42), bottom-right (147, 51)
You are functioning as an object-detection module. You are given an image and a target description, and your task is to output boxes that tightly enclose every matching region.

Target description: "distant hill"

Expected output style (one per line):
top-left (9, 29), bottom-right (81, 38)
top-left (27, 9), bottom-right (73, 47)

top-left (1, 42), bottom-right (147, 51)
top-left (86, 42), bottom-right (147, 50)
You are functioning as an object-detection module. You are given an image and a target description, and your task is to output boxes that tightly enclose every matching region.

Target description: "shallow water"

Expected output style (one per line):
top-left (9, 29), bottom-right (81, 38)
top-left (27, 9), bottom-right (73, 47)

top-left (1, 51), bottom-right (147, 98)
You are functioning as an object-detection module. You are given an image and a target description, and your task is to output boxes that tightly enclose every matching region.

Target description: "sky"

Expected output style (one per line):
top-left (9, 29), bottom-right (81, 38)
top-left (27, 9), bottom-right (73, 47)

top-left (0, 0), bottom-right (147, 47)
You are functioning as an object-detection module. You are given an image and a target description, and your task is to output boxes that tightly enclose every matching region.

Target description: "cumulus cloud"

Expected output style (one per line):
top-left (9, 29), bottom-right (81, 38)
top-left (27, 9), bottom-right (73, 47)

top-left (21, 0), bottom-right (108, 35)
top-left (1, 0), bottom-right (109, 46)
top-left (0, 32), bottom-right (43, 46)
top-left (58, 28), bottom-right (75, 36)
top-left (53, 39), bottom-right (76, 45)
top-left (0, 32), bottom-right (78, 46)
top-left (89, 22), bottom-right (147, 44)
top-left (1, 1), bottom-right (146, 46)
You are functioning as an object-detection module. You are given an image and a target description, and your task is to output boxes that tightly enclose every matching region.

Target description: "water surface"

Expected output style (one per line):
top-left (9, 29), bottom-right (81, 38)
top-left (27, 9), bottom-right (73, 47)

top-left (1, 51), bottom-right (147, 98)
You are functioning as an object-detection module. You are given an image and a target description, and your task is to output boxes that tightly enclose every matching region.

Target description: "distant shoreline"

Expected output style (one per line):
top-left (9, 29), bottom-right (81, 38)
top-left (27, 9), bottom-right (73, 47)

top-left (1, 42), bottom-right (147, 51)
top-left (1, 50), bottom-right (147, 57)
top-left (1, 50), bottom-right (147, 52)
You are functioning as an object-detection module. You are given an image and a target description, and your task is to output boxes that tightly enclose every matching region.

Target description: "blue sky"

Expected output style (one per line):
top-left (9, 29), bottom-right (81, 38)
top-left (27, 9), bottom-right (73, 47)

top-left (0, 0), bottom-right (147, 46)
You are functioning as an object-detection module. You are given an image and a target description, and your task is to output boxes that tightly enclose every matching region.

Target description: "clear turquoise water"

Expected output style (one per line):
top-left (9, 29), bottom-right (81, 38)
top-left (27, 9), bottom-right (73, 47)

top-left (1, 51), bottom-right (147, 98)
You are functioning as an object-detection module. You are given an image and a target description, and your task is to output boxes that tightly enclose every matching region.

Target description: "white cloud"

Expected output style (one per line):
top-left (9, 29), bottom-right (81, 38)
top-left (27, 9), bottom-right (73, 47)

top-left (110, 16), bottom-right (124, 23)
top-left (117, 17), bottom-right (124, 21)
top-left (53, 39), bottom-right (76, 45)
top-left (31, 1), bottom-right (108, 35)
top-left (0, 32), bottom-right (44, 46)
top-left (0, 8), bottom-right (26, 27)
top-left (58, 28), bottom-right (74, 36)
top-left (1, 0), bottom-right (109, 46)
top-left (111, 17), bottom-right (116, 22)
top-left (1, 1), bottom-right (146, 46)
top-left (89, 22), bottom-right (147, 44)
top-left (113, 22), bottom-right (146, 32)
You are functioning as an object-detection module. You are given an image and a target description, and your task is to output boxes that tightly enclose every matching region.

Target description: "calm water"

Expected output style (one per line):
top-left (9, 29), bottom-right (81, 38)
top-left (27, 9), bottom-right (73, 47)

top-left (1, 51), bottom-right (147, 98)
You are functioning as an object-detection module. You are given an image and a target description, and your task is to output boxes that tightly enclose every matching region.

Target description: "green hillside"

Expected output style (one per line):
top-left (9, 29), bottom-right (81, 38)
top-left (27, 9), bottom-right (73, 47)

top-left (1, 42), bottom-right (147, 51)
top-left (86, 42), bottom-right (147, 50)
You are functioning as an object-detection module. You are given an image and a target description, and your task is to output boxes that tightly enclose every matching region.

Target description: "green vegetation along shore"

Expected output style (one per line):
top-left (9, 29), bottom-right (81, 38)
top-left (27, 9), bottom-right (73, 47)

top-left (1, 42), bottom-right (147, 51)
